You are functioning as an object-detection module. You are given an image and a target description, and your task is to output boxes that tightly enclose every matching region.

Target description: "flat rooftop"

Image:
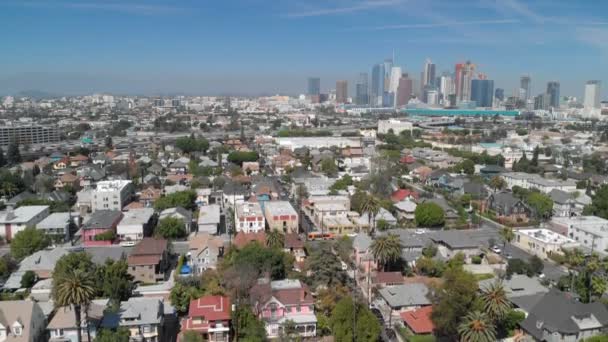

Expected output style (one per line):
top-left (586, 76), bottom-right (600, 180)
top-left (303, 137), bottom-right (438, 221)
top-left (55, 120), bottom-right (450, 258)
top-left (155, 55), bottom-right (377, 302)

top-left (518, 229), bottom-right (576, 245)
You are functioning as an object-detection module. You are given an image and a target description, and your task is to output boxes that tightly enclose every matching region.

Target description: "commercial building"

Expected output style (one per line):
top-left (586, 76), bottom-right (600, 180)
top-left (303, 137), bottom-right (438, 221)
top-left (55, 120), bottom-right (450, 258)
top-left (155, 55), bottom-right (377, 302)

top-left (0, 124), bottom-right (59, 147)
top-left (514, 229), bottom-right (578, 259)
top-left (92, 180), bottom-right (134, 212)
top-left (520, 75), bottom-right (531, 101)
top-left (396, 75), bottom-right (413, 107)
top-left (584, 80), bottom-right (601, 109)
top-left (335, 80), bottom-right (348, 104)
top-left (263, 201), bottom-right (298, 234)
top-left (234, 202), bottom-right (265, 234)
top-left (471, 79), bottom-right (494, 108)
top-left (495, 88), bottom-right (505, 101)
top-left (371, 63), bottom-right (385, 107)
top-left (546, 81), bottom-right (560, 108)
top-left (402, 108), bottom-right (519, 117)
top-left (307, 77), bottom-right (320, 96)
top-left (355, 72), bottom-right (369, 105)
top-left (455, 61), bottom-right (475, 102)
top-left (377, 119), bottom-right (413, 135)
top-left (422, 59), bottom-right (436, 90)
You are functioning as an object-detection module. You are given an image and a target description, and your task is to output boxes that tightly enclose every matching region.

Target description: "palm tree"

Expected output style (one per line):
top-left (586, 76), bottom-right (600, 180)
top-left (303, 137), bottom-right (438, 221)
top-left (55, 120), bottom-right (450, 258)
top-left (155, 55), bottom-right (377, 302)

top-left (266, 230), bottom-right (285, 249)
top-left (361, 195), bottom-right (381, 235)
top-left (370, 234), bottom-right (403, 271)
top-left (457, 311), bottom-right (496, 342)
top-left (489, 176), bottom-right (506, 193)
top-left (499, 227), bottom-right (515, 250)
top-left (54, 269), bottom-right (96, 342)
top-left (480, 281), bottom-right (511, 321)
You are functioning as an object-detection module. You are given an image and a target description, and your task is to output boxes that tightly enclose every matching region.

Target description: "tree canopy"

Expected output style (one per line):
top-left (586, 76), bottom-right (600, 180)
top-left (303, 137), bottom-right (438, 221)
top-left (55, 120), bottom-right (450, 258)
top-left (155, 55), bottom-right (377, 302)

top-left (227, 151), bottom-right (259, 165)
top-left (415, 202), bottom-right (445, 227)
top-left (175, 134), bottom-right (209, 154)
top-left (330, 297), bottom-right (381, 342)
top-left (155, 217), bottom-right (187, 239)
top-left (584, 185), bottom-right (608, 220)
top-left (154, 190), bottom-right (196, 211)
top-left (10, 226), bottom-right (50, 260)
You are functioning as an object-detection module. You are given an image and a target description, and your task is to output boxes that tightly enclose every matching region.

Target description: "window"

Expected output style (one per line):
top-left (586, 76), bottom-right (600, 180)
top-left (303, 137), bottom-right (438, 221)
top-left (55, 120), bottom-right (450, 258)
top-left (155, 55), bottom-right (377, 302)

top-left (142, 325), bottom-right (151, 334)
top-left (13, 327), bottom-right (22, 336)
top-left (54, 329), bottom-right (64, 337)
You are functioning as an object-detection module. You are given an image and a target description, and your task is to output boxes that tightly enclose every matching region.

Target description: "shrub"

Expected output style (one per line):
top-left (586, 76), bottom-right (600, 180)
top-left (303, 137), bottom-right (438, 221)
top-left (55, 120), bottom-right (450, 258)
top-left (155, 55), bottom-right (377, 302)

top-left (471, 255), bottom-right (482, 265)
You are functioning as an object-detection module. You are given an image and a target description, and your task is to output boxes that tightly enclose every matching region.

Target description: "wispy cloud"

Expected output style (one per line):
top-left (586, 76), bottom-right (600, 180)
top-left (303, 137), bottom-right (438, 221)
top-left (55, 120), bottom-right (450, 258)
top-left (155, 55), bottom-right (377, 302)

top-left (349, 18), bottom-right (519, 31)
top-left (5, 1), bottom-right (186, 15)
top-left (283, 0), bottom-right (403, 18)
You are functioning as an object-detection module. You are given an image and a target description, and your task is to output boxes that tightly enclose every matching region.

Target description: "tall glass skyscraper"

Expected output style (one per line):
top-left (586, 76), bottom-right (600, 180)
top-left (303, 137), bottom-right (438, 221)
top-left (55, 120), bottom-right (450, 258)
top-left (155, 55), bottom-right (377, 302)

top-left (371, 64), bottom-right (385, 107)
top-left (546, 81), bottom-right (560, 108)
top-left (355, 72), bottom-right (369, 105)
top-left (471, 79), bottom-right (494, 108)
top-left (520, 75), bottom-right (531, 101)
top-left (307, 77), bottom-right (321, 96)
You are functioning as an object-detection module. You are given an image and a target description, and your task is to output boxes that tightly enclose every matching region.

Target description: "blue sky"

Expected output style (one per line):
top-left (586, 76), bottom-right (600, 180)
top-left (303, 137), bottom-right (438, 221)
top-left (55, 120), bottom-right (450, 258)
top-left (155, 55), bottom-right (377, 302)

top-left (0, 0), bottom-right (607, 97)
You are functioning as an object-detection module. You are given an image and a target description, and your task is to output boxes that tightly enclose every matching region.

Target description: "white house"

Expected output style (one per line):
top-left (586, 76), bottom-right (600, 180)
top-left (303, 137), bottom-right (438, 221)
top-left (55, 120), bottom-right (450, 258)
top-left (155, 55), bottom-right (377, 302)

top-left (0, 206), bottom-right (50, 241)
top-left (197, 205), bottom-right (221, 235)
top-left (116, 208), bottom-right (155, 244)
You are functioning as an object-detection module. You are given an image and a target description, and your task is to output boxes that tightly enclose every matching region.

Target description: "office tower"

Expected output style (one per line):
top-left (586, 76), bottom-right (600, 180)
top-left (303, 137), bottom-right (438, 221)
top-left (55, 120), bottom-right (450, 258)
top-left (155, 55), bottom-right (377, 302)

top-left (495, 88), bottom-right (505, 102)
top-left (355, 73), bottom-right (369, 105)
top-left (471, 79), bottom-right (495, 107)
top-left (439, 75), bottom-right (455, 98)
top-left (371, 63), bottom-right (385, 107)
top-left (335, 80), bottom-right (348, 104)
top-left (422, 59), bottom-right (436, 89)
top-left (383, 58), bottom-right (393, 89)
top-left (520, 75), bottom-right (531, 101)
top-left (426, 90), bottom-right (439, 105)
top-left (546, 81), bottom-right (560, 108)
top-left (455, 61), bottom-right (475, 102)
top-left (584, 80), bottom-right (601, 109)
top-left (307, 77), bottom-right (321, 96)
top-left (396, 74), bottom-right (413, 107)
top-left (534, 94), bottom-right (547, 110)
top-left (388, 66), bottom-right (402, 107)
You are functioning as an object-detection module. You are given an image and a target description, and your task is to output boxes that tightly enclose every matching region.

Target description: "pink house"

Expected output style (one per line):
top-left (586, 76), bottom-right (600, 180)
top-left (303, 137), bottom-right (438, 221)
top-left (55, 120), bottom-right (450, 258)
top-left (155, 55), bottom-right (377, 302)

top-left (250, 279), bottom-right (316, 338)
top-left (81, 210), bottom-right (123, 246)
top-left (353, 233), bottom-right (377, 274)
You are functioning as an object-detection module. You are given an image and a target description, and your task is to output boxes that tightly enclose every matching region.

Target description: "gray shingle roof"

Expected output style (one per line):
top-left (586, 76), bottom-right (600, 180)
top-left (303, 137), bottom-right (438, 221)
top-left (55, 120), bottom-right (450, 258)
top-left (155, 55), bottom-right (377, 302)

top-left (378, 283), bottom-right (431, 308)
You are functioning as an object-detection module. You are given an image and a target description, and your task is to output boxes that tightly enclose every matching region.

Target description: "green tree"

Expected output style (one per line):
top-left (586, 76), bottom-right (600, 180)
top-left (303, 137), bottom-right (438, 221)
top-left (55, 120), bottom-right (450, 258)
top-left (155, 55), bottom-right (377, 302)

top-left (527, 255), bottom-right (544, 276)
top-left (499, 227), bottom-right (515, 249)
top-left (175, 135), bottom-right (209, 154)
top-left (233, 306), bottom-right (267, 342)
top-left (320, 158), bottom-right (338, 177)
top-left (584, 185), bottom-right (608, 220)
top-left (7, 140), bottom-right (21, 165)
top-left (361, 195), bottom-right (381, 233)
top-left (370, 234), bottom-right (403, 271)
top-left (266, 230), bottom-right (285, 249)
top-left (155, 217), bottom-right (187, 239)
top-left (431, 267), bottom-right (480, 338)
top-left (306, 242), bottom-right (346, 288)
top-left (456, 159), bottom-right (475, 175)
top-left (95, 259), bottom-right (134, 304)
top-left (227, 151), bottom-right (259, 165)
top-left (526, 192), bottom-right (553, 221)
top-left (20, 270), bottom-right (37, 288)
top-left (457, 311), bottom-right (496, 342)
top-left (170, 281), bottom-right (202, 314)
top-left (94, 328), bottom-right (130, 342)
top-left (10, 226), bottom-right (50, 260)
top-left (182, 331), bottom-right (204, 342)
top-left (330, 297), bottom-right (381, 342)
top-left (154, 190), bottom-right (197, 211)
top-left (422, 243), bottom-right (438, 258)
top-left (376, 219), bottom-right (390, 231)
top-left (489, 176), bottom-right (506, 192)
top-left (506, 258), bottom-right (529, 278)
top-left (415, 202), bottom-right (445, 227)
top-left (54, 269), bottom-right (96, 342)
top-left (480, 281), bottom-right (511, 322)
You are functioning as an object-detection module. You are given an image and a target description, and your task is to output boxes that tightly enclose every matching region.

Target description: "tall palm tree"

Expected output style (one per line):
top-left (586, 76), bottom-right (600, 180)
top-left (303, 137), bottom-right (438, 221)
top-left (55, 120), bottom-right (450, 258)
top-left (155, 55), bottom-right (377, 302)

top-left (370, 234), bottom-right (403, 271)
top-left (480, 281), bottom-right (511, 321)
top-left (361, 195), bottom-right (381, 235)
top-left (457, 311), bottom-right (496, 342)
top-left (54, 269), bottom-right (96, 342)
top-left (499, 227), bottom-right (515, 250)
top-left (266, 230), bottom-right (285, 249)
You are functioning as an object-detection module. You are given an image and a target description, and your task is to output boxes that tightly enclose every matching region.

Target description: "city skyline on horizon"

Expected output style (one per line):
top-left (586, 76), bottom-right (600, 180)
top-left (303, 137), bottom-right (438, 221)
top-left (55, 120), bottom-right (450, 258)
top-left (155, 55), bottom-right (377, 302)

top-left (0, 0), bottom-right (607, 98)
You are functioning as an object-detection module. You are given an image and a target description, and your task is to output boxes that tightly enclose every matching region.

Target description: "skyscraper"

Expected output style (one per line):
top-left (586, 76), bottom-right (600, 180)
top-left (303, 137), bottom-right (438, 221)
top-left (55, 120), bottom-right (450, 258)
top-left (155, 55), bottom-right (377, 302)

top-left (495, 88), bottom-right (505, 102)
top-left (584, 80), bottom-right (601, 109)
top-left (388, 66), bottom-right (402, 107)
top-left (335, 80), bottom-right (348, 104)
top-left (471, 79), bottom-right (494, 108)
top-left (546, 81), bottom-right (560, 108)
top-left (422, 58), bottom-right (436, 89)
top-left (534, 93), bottom-right (547, 110)
top-left (520, 75), bottom-right (531, 101)
top-left (371, 63), bottom-right (385, 107)
top-left (383, 58), bottom-right (393, 90)
top-left (439, 74), bottom-right (455, 99)
top-left (396, 74), bottom-right (413, 107)
top-left (355, 73), bottom-right (369, 105)
top-left (455, 61), bottom-right (475, 102)
top-left (307, 77), bottom-right (321, 96)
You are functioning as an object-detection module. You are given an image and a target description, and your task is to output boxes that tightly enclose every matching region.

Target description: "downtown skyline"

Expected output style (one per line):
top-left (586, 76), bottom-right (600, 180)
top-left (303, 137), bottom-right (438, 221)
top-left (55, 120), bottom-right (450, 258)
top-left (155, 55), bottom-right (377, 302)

top-left (0, 0), bottom-right (607, 97)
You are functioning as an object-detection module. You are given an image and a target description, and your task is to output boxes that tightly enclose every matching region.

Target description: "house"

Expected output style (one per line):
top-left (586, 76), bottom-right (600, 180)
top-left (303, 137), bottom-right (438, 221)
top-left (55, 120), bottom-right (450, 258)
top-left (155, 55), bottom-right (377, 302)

top-left (116, 208), bottom-right (155, 244)
top-left (552, 216), bottom-right (608, 253)
top-left (514, 229), bottom-right (578, 259)
top-left (0, 205), bottom-right (50, 241)
top-left (92, 180), bottom-right (134, 212)
top-left (139, 187), bottom-right (162, 208)
top-left (377, 283), bottom-right (431, 322)
top-left (0, 300), bottom-right (46, 342)
top-left (480, 165), bottom-right (507, 179)
top-left (101, 297), bottom-right (166, 342)
top-left (353, 233), bottom-right (375, 274)
top-left (48, 300), bottom-right (107, 342)
top-left (195, 188), bottom-right (212, 206)
top-left (54, 173), bottom-right (81, 191)
top-left (400, 306), bottom-right (435, 336)
top-left (372, 272), bottom-right (405, 287)
top-left (394, 200), bottom-right (417, 221)
top-left (263, 201), bottom-right (298, 234)
top-left (159, 207), bottom-right (193, 232)
top-left (221, 183), bottom-right (248, 209)
top-left (127, 238), bottom-right (169, 284)
top-left (3, 247), bottom-right (71, 290)
top-left (36, 212), bottom-right (72, 242)
top-left (461, 182), bottom-right (488, 200)
top-left (284, 233), bottom-right (306, 263)
top-left (69, 154), bottom-right (89, 167)
top-left (359, 208), bottom-right (398, 228)
top-left (78, 166), bottom-right (106, 189)
top-left (234, 202), bottom-right (265, 234)
top-left (232, 232), bottom-right (266, 249)
top-left (479, 275), bottom-right (549, 314)
top-left (549, 189), bottom-right (590, 218)
top-left (168, 161), bottom-right (188, 175)
top-left (181, 296), bottom-right (231, 342)
top-left (419, 198), bottom-right (460, 224)
top-left (242, 161), bottom-right (260, 175)
top-left (390, 189), bottom-right (418, 203)
top-left (187, 233), bottom-right (226, 274)
top-left (250, 279), bottom-right (316, 338)
top-left (520, 288), bottom-right (608, 342)
top-left (305, 196), bottom-right (354, 235)
top-left (81, 210), bottom-right (123, 246)
top-left (502, 172), bottom-right (577, 194)
top-left (486, 191), bottom-right (530, 220)
top-left (430, 230), bottom-right (481, 260)
top-left (197, 205), bottom-right (221, 235)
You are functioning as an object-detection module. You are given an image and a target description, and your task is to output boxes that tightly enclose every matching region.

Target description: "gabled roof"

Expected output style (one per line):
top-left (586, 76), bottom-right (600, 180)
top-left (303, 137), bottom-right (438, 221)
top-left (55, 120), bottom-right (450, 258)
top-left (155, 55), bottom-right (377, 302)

top-left (0, 300), bottom-right (43, 341)
top-left (401, 306), bottom-right (434, 334)
top-left (490, 191), bottom-right (523, 208)
top-left (378, 283), bottom-right (431, 308)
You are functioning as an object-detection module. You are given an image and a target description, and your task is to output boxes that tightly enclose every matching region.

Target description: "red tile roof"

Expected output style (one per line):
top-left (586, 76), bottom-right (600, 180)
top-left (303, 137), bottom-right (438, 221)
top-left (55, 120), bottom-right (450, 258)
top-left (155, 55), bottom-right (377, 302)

top-left (400, 306), bottom-right (434, 334)
top-left (182, 296), bottom-right (231, 333)
top-left (391, 189), bottom-right (419, 203)
top-left (373, 271), bottom-right (405, 285)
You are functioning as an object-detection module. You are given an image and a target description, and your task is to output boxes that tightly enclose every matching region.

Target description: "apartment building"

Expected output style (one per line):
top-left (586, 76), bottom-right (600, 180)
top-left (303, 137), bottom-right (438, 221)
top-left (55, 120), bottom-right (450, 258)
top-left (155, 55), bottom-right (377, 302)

top-left (92, 180), bottom-right (134, 212)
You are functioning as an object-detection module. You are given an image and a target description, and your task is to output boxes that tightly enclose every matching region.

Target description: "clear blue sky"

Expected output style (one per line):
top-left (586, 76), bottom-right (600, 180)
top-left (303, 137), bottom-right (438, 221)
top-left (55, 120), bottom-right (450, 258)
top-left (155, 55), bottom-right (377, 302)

top-left (0, 0), bottom-right (607, 97)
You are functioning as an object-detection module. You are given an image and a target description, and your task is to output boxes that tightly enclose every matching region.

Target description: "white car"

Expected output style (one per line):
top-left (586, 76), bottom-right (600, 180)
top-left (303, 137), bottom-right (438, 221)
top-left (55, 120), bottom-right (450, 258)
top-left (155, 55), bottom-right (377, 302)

top-left (491, 246), bottom-right (502, 254)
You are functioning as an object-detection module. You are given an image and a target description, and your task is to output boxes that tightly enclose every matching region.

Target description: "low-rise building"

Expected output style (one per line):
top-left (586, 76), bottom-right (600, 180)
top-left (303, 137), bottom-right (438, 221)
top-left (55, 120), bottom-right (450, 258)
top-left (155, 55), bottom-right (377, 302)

top-left (235, 202), bottom-right (265, 234)
top-left (502, 172), bottom-right (577, 194)
top-left (0, 300), bottom-right (46, 342)
top-left (263, 201), bottom-right (298, 234)
top-left (0, 205), bottom-right (50, 241)
top-left (197, 205), bottom-right (221, 235)
top-left (36, 212), bottom-right (72, 242)
top-left (92, 180), bottom-right (134, 212)
top-left (101, 297), bottom-right (166, 342)
top-left (552, 216), bottom-right (608, 253)
top-left (159, 207), bottom-right (193, 232)
top-left (187, 233), bottom-right (226, 274)
top-left (377, 283), bottom-right (431, 323)
top-left (181, 296), bottom-right (231, 342)
top-left (514, 228), bottom-right (578, 259)
top-left (127, 238), bottom-right (169, 284)
top-left (117, 208), bottom-right (155, 244)
top-left (81, 210), bottom-right (123, 247)
top-left (48, 300), bottom-right (107, 342)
